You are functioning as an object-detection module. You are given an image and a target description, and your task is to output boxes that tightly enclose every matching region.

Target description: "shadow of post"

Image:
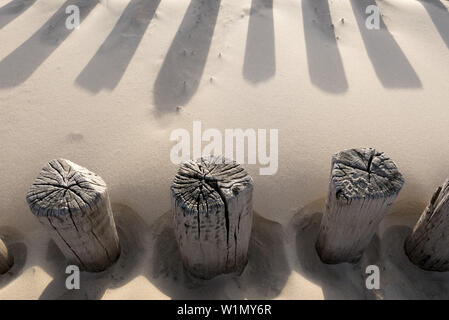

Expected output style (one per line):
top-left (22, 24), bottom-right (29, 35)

top-left (153, 0), bottom-right (221, 113)
top-left (0, 0), bottom-right (99, 89)
top-left (302, 0), bottom-right (348, 94)
top-left (0, 0), bottom-right (36, 29)
top-left (378, 225), bottom-right (449, 299)
top-left (147, 211), bottom-right (290, 299)
top-left (288, 200), bottom-right (373, 299)
top-left (242, 0), bottom-right (276, 84)
top-left (0, 227), bottom-right (27, 289)
top-left (76, 0), bottom-right (161, 93)
top-left (350, 0), bottom-right (422, 88)
top-left (288, 198), bottom-right (449, 300)
top-left (39, 204), bottom-right (149, 300)
top-left (419, 0), bottom-right (449, 49)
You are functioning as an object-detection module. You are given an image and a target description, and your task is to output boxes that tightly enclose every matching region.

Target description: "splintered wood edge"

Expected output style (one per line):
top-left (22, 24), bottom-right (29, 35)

top-left (26, 159), bottom-right (107, 217)
top-left (331, 148), bottom-right (404, 201)
top-left (171, 156), bottom-right (253, 216)
top-left (405, 179), bottom-right (449, 270)
top-left (428, 179), bottom-right (449, 216)
top-left (0, 238), bottom-right (13, 271)
top-left (411, 179), bottom-right (449, 233)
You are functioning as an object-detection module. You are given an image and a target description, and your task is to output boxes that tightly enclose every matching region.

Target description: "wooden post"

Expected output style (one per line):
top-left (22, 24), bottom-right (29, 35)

top-left (0, 238), bottom-right (13, 275)
top-left (26, 159), bottom-right (120, 272)
top-left (316, 148), bottom-right (404, 264)
top-left (171, 156), bottom-right (253, 279)
top-left (405, 179), bottom-right (449, 271)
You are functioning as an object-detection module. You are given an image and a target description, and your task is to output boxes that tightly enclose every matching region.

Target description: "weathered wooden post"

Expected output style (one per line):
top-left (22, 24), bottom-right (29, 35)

top-left (316, 148), bottom-right (404, 264)
top-left (26, 159), bottom-right (120, 272)
top-left (171, 156), bottom-right (253, 279)
top-left (0, 238), bottom-right (13, 274)
top-left (405, 179), bottom-right (449, 271)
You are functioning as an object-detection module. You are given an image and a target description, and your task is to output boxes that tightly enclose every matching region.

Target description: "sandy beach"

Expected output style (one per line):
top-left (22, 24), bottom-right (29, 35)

top-left (0, 0), bottom-right (449, 299)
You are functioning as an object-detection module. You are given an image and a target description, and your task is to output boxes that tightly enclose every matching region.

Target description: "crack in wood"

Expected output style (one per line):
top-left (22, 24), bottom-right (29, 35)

top-left (171, 156), bottom-right (253, 279)
top-left (317, 148), bottom-right (404, 264)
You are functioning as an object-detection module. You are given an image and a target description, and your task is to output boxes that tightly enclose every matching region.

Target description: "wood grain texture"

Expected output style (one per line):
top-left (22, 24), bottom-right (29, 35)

top-left (0, 238), bottom-right (13, 274)
top-left (405, 179), bottom-right (449, 271)
top-left (26, 159), bottom-right (120, 272)
top-left (171, 156), bottom-right (253, 279)
top-left (316, 148), bottom-right (404, 264)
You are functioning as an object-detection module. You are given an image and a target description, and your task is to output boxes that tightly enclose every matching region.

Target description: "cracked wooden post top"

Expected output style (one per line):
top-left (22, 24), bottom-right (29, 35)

top-left (405, 179), bottom-right (449, 271)
top-left (26, 159), bottom-right (120, 272)
top-left (0, 238), bottom-right (13, 275)
top-left (171, 156), bottom-right (253, 279)
top-left (316, 148), bottom-right (404, 264)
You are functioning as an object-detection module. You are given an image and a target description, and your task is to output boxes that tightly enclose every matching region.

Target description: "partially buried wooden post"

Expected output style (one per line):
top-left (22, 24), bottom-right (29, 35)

top-left (316, 148), bottom-right (404, 264)
top-left (171, 156), bottom-right (253, 279)
top-left (26, 159), bottom-right (120, 272)
top-left (405, 179), bottom-right (449, 271)
top-left (0, 238), bottom-right (13, 274)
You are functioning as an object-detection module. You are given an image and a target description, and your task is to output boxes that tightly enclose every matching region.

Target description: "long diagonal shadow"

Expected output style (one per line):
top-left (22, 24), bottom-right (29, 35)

top-left (302, 0), bottom-right (348, 94)
top-left (0, 0), bottom-right (99, 89)
top-left (350, 0), bottom-right (421, 88)
top-left (153, 0), bottom-right (221, 112)
top-left (419, 0), bottom-right (449, 49)
top-left (243, 0), bottom-right (275, 83)
top-left (76, 0), bottom-right (161, 93)
top-left (0, 0), bottom-right (36, 29)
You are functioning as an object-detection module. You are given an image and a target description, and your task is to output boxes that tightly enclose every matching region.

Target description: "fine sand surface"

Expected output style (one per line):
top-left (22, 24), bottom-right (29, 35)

top-left (0, 0), bottom-right (449, 299)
